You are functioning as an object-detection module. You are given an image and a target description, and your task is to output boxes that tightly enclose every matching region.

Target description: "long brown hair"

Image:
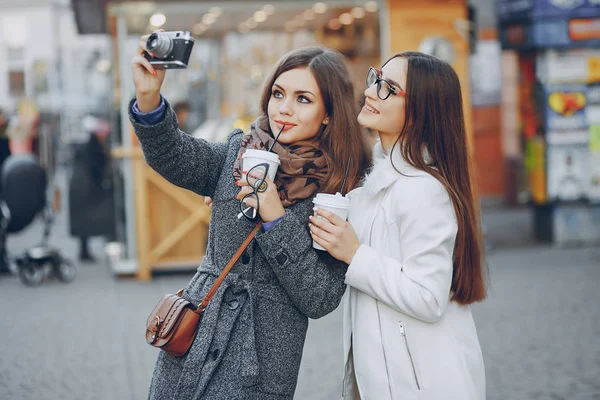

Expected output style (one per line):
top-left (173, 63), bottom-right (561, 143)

top-left (385, 52), bottom-right (487, 305)
top-left (260, 47), bottom-right (371, 194)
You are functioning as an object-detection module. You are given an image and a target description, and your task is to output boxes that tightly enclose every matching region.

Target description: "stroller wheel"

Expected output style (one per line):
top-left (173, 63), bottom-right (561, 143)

top-left (56, 259), bottom-right (76, 283)
top-left (18, 263), bottom-right (44, 286)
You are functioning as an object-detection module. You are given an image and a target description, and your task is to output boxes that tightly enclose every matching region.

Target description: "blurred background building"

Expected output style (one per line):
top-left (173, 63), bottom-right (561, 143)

top-left (1, 2), bottom-right (599, 399)
top-left (496, 0), bottom-right (600, 246)
top-left (0, 0), bottom-right (112, 143)
top-left (0, 0), bottom-right (598, 280)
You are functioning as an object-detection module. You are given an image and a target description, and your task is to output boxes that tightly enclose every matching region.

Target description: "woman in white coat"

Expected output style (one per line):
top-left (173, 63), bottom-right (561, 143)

top-left (309, 52), bottom-right (487, 400)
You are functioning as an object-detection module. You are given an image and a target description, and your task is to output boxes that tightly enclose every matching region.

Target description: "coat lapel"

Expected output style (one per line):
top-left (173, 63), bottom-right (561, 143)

top-left (361, 139), bottom-right (433, 198)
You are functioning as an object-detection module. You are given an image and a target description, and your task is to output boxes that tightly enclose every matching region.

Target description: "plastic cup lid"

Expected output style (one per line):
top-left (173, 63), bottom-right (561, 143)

top-left (313, 192), bottom-right (350, 208)
top-left (242, 149), bottom-right (280, 164)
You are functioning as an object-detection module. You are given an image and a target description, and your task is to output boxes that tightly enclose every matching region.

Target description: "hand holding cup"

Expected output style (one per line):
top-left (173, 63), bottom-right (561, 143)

top-left (235, 175), bottom-right (285, 223)
top-left (309, 207), bottom-right (360, 264)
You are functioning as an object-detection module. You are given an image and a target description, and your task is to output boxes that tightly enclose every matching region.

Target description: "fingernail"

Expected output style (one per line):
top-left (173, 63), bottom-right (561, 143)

top-left (152, 70), bottom-right (157, 75)
top-left (309, 216), bottom-right (313, 219)
top-left (234, 180), bottom-right (239, 185)
top-left (242, 170), bottom-right (247, 174)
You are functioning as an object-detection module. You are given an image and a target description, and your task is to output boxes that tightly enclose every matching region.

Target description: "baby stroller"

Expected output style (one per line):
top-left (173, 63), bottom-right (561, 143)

top-left (0, 154), bottom-right (76, 286)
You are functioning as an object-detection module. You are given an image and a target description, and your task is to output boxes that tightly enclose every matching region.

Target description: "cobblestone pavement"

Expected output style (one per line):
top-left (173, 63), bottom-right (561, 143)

top-left (0, 204), bottom-right (598, 400)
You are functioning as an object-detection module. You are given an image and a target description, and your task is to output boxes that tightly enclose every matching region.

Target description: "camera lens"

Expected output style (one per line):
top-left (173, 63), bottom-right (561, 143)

top-left (146, 32), bottom-right (173, 59)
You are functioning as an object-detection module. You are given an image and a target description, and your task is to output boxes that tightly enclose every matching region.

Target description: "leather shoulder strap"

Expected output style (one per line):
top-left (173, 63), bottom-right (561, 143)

top-left (196, 222), bottom-right (262, 312)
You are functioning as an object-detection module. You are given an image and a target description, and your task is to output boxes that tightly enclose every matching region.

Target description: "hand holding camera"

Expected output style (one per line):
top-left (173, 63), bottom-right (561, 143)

top-left (131, 30), bottom-right (194, 112)
top-left (144, 31), bottom-right (194, 69)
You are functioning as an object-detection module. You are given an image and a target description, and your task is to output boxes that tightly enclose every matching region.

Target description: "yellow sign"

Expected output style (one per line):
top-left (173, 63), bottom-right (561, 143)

top-left (591, 125), bottom-right (600, 152)
top-left (548, 91), bottom-right (586, 116)
top-left (588, 57), bottom-right (600, 83)
top-left (525, 137), bottom-right (547, 204)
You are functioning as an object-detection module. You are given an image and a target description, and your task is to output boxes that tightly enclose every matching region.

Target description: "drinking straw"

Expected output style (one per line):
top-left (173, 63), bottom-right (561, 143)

top-left (268, 124), bottom-right (286, 152)
top-left (340, 157), bottom-right (351, 195)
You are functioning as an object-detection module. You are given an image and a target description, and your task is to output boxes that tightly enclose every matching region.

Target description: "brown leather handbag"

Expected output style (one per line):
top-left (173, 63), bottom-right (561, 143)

top-left (145, 223), bottom-right (262, 357)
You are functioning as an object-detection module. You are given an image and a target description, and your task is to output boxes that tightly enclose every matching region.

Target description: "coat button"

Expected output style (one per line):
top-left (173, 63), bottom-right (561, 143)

top-left (275, 252), bottom-right (288, 266)
top-left (241, 251), bottom-right (250, 265)
top-left (228, 299), bottom-right (239, 310)
top-left (212, 348), bottom-right (220, 361)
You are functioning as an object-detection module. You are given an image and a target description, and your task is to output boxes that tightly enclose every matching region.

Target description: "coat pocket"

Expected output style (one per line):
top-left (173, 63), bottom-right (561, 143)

top-left (398, 321), bottom-right (422, 391)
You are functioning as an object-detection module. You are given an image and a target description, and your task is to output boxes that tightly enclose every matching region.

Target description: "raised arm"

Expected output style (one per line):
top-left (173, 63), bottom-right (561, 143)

top-left (129, 99), bottom-right (230, 197)
top-left (129, 33), bottom-right (229, 197)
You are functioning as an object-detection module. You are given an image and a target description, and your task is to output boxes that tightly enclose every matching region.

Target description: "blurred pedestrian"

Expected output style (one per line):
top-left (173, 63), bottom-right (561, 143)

top-left (0, 109), bottom-right (10, 274)
top-left (310, 53), bottom-right (487, 399)
top-left (68, 117), bottom-right (115, 262)
top-left (173, 100), bottom-right (191, 131)
top-left (131, 42), bottom-right (370, 399)
top-left (0, 109), bottom-right (11, 191)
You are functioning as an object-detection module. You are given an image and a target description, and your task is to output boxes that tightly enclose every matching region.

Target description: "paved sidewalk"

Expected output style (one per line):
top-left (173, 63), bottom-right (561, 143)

top-left (0, 205), bottom-right (599, 400)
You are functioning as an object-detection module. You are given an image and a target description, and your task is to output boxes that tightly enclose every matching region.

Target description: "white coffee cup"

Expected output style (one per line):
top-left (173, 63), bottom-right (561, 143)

top-left (242, 149), bottom-right (280, 181)
top-left (312, 192), bottom-right (351, 251)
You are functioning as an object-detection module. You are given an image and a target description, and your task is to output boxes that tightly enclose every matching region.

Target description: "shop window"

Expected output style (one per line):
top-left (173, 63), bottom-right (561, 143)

top-left (9, 70), bottom-right (25, 97)
top-left (6, 44), bottom-right (26, 98)
top-left (33, 60), bottom-right (49, 94)
top-left (7, 47), bottom-right (24, 63)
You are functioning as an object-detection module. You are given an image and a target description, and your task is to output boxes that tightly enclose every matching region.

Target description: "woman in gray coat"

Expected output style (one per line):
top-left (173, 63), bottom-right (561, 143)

top-left (130, 43), bottom-right (371, 400)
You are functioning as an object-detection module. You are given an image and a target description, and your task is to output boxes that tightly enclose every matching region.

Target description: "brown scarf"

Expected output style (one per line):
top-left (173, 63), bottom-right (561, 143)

top-left (233, 115), bottom-right (328, 207)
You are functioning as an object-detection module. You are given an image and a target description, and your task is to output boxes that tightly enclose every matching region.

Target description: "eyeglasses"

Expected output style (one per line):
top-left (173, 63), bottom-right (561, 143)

top-left (366, 67), bottom-right (405, 100)
top-left (239, 163), bottom-right (270, 221)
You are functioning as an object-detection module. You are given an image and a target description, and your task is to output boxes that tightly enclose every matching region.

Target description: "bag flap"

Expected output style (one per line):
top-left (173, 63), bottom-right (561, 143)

top-left (146, 293), bottom-right (190, 328)
top-left (157, 298), bottom-right (193, 338)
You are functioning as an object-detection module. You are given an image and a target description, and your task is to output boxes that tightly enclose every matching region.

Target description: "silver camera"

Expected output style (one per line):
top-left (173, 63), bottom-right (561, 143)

top-left (144, 31), bottom-right (195, 69)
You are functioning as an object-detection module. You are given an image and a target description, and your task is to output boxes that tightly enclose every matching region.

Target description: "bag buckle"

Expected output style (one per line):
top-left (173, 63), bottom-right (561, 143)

top-left (149, 316), bottom-right (162, 343)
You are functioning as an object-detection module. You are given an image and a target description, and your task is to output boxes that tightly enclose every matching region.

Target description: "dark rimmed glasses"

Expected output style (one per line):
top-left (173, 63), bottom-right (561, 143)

top-left (366, 67), bottom-right (405, 100)
top-left (239, 163), bottom-right (270, 221)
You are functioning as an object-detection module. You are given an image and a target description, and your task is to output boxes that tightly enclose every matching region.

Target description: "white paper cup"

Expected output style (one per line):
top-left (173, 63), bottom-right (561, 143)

top-left (242, 149), bottom-right (280, 181)
top-left (312, 193), bottom-right (351, 251)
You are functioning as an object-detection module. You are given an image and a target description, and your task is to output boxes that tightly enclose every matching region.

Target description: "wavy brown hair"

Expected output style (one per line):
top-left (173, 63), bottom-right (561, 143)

top-left (385, 52), bottom-right (487, 305)
top-left (259, 47), bottom-right (371, 194)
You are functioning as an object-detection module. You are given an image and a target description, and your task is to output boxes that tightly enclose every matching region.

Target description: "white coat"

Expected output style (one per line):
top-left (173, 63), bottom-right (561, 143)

top-left (341, 142), bottom-right (485, 400)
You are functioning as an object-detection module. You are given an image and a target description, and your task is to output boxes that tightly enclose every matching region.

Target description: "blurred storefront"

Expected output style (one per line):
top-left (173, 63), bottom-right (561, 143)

top-left (497, 0), bottom-right (600, 246)
top-left (0, 0), bottom-right (114, 186)
top-left (71, 0), bottom-right (475, 279)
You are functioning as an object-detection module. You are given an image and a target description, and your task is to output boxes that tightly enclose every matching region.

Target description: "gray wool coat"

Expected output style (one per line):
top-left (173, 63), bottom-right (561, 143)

top-left (129, 99), bottom-right (348, 400)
